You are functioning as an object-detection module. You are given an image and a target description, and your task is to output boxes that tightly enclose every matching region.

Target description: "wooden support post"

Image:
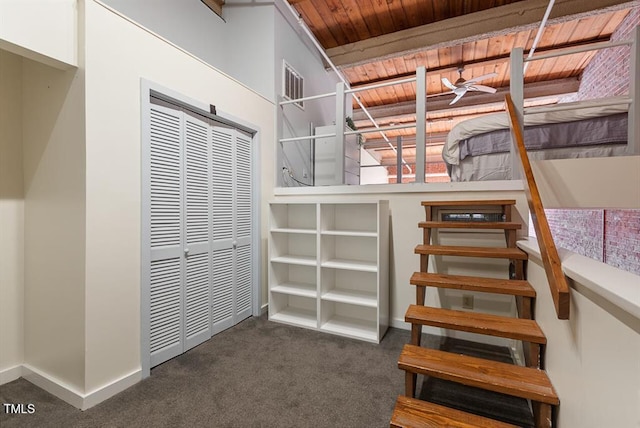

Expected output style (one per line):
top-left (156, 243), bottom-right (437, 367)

top-left (405, 371), bottom-right (417, 398)
top-left (517, 296), bottom-right (533, 320)
top-left (514, 259), bottom-right (524, 280)
top-left (416, 285), bottom-right (426, 307)
top-left (533, 402), bottom-right (553, 428)
top-left (411, 323), bottom-right (421, 346)
top-left (524, 342), bottom-right (541, 368)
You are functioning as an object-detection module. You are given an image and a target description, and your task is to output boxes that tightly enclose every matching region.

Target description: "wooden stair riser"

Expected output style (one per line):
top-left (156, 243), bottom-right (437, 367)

top-left (391, 396), bottom-right (519, 428)
top-left (399, 345), bottom-right (559, 406)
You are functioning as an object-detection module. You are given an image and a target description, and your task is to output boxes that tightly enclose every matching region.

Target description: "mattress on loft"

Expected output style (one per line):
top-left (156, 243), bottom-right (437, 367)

top-left (442, 98), bottom-right (630, 167)
top-left (449, 144), bottom-right (629, 182)
top-left (458, 112), bottom-right (628, 161)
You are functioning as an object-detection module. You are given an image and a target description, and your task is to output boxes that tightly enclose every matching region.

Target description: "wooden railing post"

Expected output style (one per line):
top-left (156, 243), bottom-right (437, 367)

top-left (505, 94), bottom-right (570, 320)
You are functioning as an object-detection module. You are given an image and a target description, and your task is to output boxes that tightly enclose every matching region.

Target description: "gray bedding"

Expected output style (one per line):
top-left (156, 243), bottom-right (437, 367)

top-left (458, 113), bottom-right (628, 161)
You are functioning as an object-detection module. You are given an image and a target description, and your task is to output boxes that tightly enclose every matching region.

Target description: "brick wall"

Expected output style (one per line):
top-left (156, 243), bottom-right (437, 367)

top-left (544, 210), bottom-right (604, 261)
top-left (543, 7), bottom-right (640, 275)
top-left (563, 7), bottom-right (639, 102)
top-left (604, 210), bottom-right (640, 274)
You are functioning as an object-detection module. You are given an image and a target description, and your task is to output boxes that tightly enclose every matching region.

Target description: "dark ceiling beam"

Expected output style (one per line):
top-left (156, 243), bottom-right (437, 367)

top-left (352, 77), bottom-right (580, 123)
top-left (326, 0), bottom-right (634, 68)
top-left (349, 37), bottom-right (610, 89)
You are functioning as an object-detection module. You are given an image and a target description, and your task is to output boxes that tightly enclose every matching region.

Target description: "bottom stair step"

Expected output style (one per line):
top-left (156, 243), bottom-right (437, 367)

top-left (391, 395), bottom-right (519, 428)
top-left (399, 344), bottom-right (559, 405)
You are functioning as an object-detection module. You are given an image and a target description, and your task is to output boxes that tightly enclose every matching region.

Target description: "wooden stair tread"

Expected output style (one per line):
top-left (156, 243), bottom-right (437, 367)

top-left (405, 305), bottom-right (546, 344)
top-left (415, 245), bottom-right (528, 260)
top-left (410, 272), bottom-right (536, 297)
top-left (419, 221), bottom-right (521, 230)
top-left (399, 345), bottom-right (559, 405)
top-left (421, 200), bottom-right (516, 207)
top-left (391, 395), bottom-right (518, 428)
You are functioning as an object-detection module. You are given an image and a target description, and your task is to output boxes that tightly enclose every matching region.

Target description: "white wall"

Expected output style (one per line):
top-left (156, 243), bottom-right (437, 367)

top-left (519, 240), bottom-right (640, 428)
top-left (0, 0), bottom-right (77, 68)
top-left (21, 56), bottom-right (86, 392)
top-left (82, 0), bottom-right (275, 394)
top-left (532, 156), bottom-right (640, 208)
top-left (222, 1), bottom-right (275, 100)
top-left (100, 0), bottom-right (275, 100)
top-left (274, 5), bottom-right (341, 187)
top-left (0, 49), bottom-right (24, 383)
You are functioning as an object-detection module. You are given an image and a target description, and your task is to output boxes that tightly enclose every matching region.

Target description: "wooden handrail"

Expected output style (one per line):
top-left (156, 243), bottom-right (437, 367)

top-left (505, 94), bottom-right (570, 320)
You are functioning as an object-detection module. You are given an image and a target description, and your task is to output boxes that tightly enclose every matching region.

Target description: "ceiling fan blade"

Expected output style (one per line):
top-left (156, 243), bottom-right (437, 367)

top-left (469, 84), bottom-right (497, 94)
top-left (441, 77), bottom-right (457, 90)
top-left (465, 72), bottom-right (498, 84)
top-left (449, 92), bottom-right (465, 105)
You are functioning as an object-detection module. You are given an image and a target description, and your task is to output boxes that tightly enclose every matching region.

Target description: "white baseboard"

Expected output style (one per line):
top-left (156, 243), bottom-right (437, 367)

top-left (0, 365), bottom-right (23, 385)
top-left (82, 369), bottom-right (141, 410)
top-left (260, 303), bottom-right (268, 316)
top-left (20, 364), bottom-right (142, 410)
top-left (22, 364), bottom-right (85, 409)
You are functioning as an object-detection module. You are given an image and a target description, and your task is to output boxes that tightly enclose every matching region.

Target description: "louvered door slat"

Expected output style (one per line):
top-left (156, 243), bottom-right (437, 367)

top-left (212, 247), bottom-right (234, 334)
top-left (212, 128), bottom-right (234, 243)
top-left (185, 253), bottom-right (211, 345)
top-left (148, 105), bottom-right (184, 368)
top-left (233, 132), bottom-right (252, 322)
top-left (235, 244), bottom-right (252, 317)
top-left (235, 133), bottom-right (252, 241)
top-left (149, 258), bottom-right (182, 366)
top-left (150, 107), bottom-right (181, 249)
top-left (184, 116), bottom-right (212, 350)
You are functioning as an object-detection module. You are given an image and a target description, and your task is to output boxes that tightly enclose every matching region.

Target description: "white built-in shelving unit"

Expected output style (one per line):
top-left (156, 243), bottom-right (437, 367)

top-left (268, 201), bottom-right (389, 343)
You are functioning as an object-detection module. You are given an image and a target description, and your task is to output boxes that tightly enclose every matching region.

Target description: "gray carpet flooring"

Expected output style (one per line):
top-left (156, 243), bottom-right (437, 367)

top-left (0, 315), bottom-right (532, 428)
top-left (0, 315), bottom-right (439, 428)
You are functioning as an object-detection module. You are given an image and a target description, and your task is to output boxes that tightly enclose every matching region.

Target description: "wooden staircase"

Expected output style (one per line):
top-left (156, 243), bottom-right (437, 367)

top-left (391, 199), bottom-right (559, 428)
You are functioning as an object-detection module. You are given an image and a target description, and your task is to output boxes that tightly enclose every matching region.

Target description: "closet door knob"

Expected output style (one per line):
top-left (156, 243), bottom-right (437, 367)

top-left (184, 248), bottom-right (190, 256)
top-left (232, 241), bottom-right (237, 249)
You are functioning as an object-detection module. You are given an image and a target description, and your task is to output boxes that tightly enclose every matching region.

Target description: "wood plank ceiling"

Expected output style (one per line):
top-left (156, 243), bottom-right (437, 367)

top-left (287, 0), bottom-right (635, 180)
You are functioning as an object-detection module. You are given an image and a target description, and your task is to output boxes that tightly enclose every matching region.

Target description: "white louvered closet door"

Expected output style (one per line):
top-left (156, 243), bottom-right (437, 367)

top-left (148, 104), bottom-right (185, 367)
top-left (211, 126), bottom-right (253, 335)
top-left (146, 98), bottom-right (254, 369)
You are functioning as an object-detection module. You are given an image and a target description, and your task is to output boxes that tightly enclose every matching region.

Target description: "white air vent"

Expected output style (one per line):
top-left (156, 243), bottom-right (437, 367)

top-left (283, 61), bottom-right (304, 108)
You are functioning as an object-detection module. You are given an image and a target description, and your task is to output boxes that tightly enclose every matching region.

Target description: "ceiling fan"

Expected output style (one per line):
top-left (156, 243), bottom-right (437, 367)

top-left (441, 67), bottom-right (498, 105)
